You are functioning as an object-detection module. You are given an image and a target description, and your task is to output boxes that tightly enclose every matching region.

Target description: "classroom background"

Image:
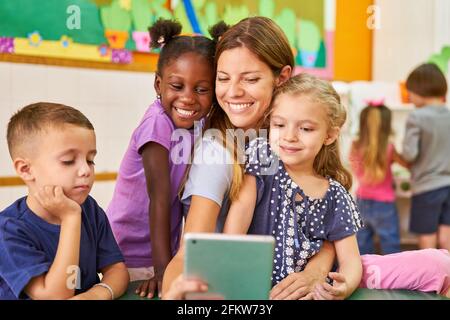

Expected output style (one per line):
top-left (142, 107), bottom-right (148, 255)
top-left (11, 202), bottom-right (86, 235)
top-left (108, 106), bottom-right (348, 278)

top-left (1, 0), bottom-right (450, 250)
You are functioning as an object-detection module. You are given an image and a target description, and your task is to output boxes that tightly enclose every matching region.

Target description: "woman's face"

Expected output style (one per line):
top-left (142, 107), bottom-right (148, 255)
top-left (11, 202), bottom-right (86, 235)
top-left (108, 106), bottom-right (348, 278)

top-left (215, 47), bottom-right (278, 131)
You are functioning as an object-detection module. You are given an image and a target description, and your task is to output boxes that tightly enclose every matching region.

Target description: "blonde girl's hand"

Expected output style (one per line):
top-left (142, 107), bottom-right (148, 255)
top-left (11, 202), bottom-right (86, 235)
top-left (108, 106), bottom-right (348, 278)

top-left (313, 272), bottom-right (349, 300)
top-left (34, 185), bottom-right (81, 220)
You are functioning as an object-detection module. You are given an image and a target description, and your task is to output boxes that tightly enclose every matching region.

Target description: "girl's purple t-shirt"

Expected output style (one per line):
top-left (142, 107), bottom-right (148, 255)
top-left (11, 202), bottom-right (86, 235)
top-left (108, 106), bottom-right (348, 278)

top-left (106, 100), bottom-right (194, 268)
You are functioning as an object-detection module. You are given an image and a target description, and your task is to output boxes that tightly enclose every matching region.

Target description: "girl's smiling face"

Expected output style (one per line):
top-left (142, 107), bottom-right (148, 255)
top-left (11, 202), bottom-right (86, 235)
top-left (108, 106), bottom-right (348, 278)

top-left (269, 94), bottom-right (338, 170)
top-left (154, 52), bottom-right (214, 129)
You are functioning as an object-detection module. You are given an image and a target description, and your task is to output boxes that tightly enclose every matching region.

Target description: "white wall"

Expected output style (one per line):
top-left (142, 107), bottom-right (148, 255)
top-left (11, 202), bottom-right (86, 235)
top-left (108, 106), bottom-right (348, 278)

top-left (0, 62), bottom-right (156, 209)
top-left (373, 0), bottom-right (450, 82)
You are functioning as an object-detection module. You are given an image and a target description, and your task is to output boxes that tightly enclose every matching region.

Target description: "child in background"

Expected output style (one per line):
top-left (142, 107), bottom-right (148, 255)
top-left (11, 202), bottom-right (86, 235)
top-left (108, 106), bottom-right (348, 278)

top-left (402, 63), bottom-right (450, 251)
top-left (106, 19), bottom-right (215, 298)
top-left (0, 103), bottom-right (129, 300)
top-left (349, 102), bottom-right (408, 255)
top-left (224, 74), bottom-right (363, 300)
top-left (358, 249), bottom-right (450, 298)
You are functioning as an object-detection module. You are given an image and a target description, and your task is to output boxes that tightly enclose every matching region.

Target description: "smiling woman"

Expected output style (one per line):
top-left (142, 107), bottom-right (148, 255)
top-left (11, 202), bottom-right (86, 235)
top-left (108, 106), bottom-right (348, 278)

top-left (215, 47), bottom-right (280, 131)
top-left (162, 17), bottom-right (339, 301)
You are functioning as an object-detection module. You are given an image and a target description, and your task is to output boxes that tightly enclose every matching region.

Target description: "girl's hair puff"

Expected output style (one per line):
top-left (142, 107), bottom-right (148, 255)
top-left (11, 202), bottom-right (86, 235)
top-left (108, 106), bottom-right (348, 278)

top-left (272, 73), bottom-right (352, 190)
top-left (149, 18), bottom-right (216, 76)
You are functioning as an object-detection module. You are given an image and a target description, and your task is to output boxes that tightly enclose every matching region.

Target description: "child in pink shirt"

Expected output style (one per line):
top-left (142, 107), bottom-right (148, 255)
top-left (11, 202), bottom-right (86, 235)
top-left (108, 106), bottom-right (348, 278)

top-left (349, 103), bottom-right (409, 255)
top-left (359, 249), bottom-right (450, 297)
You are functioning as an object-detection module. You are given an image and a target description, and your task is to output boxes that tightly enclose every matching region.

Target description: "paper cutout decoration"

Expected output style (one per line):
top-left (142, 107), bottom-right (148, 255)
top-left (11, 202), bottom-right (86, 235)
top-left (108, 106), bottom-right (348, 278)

top-left (298, 19), bottom-right (321, 68)
top-left (172, 0), bottom-right (336, 79)
top-left (15, 37), bottom-right (111, 63)
top-left (28, 31), bottom-right (42, 47)
top-left (112, 49), bottom-right (132, 64)
top-left (0, 37), bottom-right (14, 54)
top-left (98, 44), bottom-right (110, 57)
top-left (429, 46), bottom-right (450, 75)
top-left (119, 0), bottom-right (131, 11)
top-left (100, 0), bottom-right (132, 49)
top-left (132, 31), bottom-right (150, 52)
top-left (60, 36), bottom-right (73, 48)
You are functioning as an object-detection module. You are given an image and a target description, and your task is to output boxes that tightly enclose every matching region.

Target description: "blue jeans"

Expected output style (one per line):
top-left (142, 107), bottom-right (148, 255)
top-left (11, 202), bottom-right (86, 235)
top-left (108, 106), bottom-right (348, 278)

top-left (356, 198), bottom-right (401, 255)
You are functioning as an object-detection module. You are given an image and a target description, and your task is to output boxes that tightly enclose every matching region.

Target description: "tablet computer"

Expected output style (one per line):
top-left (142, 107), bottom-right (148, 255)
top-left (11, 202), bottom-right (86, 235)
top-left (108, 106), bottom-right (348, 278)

top-left (184, 233), bottom-right (275, 300)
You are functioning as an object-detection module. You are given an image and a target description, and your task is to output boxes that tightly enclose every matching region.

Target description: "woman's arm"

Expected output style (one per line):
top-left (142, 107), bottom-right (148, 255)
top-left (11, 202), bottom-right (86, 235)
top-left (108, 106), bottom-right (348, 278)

top-left (223, 175), bottom-right (257, 234)
top-left (162, 195), bottom-right (221, 296)
top-left (270, 240), bottom-right (336, 300)
top-left (402, 113), bottom-right (420, 163)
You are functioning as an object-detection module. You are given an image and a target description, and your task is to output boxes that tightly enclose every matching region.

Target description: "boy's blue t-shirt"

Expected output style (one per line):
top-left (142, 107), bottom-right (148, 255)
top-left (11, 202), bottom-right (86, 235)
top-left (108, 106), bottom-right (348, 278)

top-left (0, 196), bottom-right (124, 300)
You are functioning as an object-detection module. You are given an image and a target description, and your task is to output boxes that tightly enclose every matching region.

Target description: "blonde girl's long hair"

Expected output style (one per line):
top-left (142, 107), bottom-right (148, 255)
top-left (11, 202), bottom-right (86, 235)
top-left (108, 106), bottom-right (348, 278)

top-left (272, 73), bottom-right (353, 190)
top-left (354, 105), bottom-right (392, 184)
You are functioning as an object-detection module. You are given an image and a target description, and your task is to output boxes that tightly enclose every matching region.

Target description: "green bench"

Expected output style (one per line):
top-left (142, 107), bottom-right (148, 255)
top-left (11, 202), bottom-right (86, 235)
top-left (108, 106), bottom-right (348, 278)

top-left (119, 281), bottom-right (448, 300)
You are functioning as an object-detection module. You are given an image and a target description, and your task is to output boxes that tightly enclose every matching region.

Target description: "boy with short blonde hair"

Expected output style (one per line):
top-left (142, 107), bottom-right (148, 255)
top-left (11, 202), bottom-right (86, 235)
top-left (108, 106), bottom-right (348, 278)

top-left (0, 102), bottom-right (129, 299)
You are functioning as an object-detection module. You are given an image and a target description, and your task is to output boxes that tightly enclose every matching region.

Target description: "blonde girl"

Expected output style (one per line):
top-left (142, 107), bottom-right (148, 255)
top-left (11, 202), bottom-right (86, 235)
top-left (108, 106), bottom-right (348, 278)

top-left (224, 73), bottom-right (363, 300)
top-left (349, 103), bottom-right (408, 255)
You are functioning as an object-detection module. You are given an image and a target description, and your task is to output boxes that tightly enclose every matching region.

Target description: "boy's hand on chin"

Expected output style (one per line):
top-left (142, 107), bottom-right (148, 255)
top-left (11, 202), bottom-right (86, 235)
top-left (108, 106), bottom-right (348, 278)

top-left (35, 185), bottom-right (81, 220)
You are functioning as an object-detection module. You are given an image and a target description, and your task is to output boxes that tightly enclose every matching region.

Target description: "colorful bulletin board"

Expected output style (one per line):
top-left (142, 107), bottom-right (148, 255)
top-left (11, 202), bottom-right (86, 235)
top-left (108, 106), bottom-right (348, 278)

top-left (0, 0), bottom-right (335, 78)
top-left (171, 0), bottom-right (335, 78)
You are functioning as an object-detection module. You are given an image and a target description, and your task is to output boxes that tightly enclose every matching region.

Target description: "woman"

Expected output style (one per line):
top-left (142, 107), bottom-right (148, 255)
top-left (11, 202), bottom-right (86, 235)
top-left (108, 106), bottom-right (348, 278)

top-left (162, 16), bottom-right (336, 300)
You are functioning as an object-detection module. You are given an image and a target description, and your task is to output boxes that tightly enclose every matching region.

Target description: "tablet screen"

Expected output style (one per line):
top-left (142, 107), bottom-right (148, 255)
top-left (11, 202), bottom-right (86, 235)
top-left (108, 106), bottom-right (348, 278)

top-left (184, 233), bottom-right (275, 300)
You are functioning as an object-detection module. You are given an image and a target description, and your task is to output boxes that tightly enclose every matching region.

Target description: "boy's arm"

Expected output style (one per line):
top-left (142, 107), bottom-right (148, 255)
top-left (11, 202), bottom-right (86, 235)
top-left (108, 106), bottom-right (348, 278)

top-left (392, 146), bottom-right (410, 168)
top-left (140, 142), bottom-right (172, 298)
top-left (314, 235), bottom-right (362, 300)
top-left (70, 262), bottom-right (129, 300)
top-left (223, 174), bottom-right (257, 234)
top-left (402, 113), bottom-right (421, 163)
top-left (24, 186), bottom-right (82, 300)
